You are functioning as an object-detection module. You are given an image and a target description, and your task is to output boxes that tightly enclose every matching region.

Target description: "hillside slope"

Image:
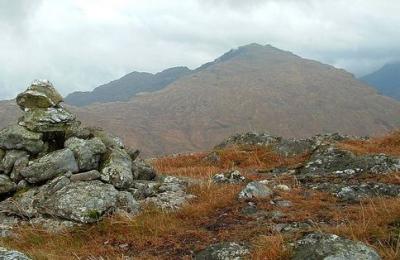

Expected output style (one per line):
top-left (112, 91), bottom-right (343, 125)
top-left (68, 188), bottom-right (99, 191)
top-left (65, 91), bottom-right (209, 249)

top-left (65, 66), bottom-right (191, 106)
top-left (2, 44), bottom-right (400, 155)
top-left (360, 62), bottom-right (400, 101)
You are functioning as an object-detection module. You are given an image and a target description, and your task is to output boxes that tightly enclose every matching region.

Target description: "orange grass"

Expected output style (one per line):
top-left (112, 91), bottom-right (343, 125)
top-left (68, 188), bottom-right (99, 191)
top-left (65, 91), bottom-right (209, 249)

top-left (153, 145), bottom-right (309, 179)
top-left (338, 130), bottom-right (400, 157)
top-left (324, 197), bottom-right (400, 260)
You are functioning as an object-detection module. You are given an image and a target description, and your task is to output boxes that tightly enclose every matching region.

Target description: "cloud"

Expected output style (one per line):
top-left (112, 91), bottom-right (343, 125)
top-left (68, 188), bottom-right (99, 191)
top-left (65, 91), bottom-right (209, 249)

top-left (0, 0), bottom-right (399, 99)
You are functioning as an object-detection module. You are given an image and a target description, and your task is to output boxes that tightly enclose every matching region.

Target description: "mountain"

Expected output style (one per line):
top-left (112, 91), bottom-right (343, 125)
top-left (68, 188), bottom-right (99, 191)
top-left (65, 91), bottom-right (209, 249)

top-left (65, 66), bottom-right (191, 106)
top-left (2, 43), bottom-right (400, 156)
top-left (360, 62), bottom-right (400, 101)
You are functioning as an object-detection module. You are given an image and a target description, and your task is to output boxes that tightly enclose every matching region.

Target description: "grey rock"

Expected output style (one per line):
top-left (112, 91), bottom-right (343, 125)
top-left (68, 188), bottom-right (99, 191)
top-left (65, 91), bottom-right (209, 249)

top-left (19, 107), bottom-right (78, 133)
top-left (116, 191), bottom-right (140, 214)
top-left (241, 202), bottom-right (257, 215)
top-left (0, 175), bottom-right (16, 194)
top-left (0, 188), bottom-right (40, 218)
top-left (0, 247), bottom-right (31, 260)
top-left (100, 148), bottom-right (133, 189)
top-left (275, 200), bottom-right (293, 208)
top-left (10, 155), bottom-right (29, 182)
top-left (212, 170), bottom-right (245, 184)
top-left (292, 232), bottom-right (381, 260)
top-left (39, 180), bottom-right (121, 223)
top-left (16, 79), bottom-right (63, 110)
top-left (127, 148), bottom-right (140, 161)
top-left (195, 242), bottom-right (250, 260)
top-left (238, 181), bottom-right (273, 199)
top-left (70, 170), bottom-right (101, 182)
top-left (65, 126), bottom-right (91, 140)
top-left (141, 176), bottom-right (195, 210)
top-left (0, 125), bottom-right (44, 154)
top-left (65, 137), bottom-right (106, 171)
top-left (2, 150), bottom-right (29, 175)
top-left (16, 180), bottom-right (28, 191)
top-left (132, 159), bottom-right (157, 180)
top-left (20, 148), bottom-right (78, 183)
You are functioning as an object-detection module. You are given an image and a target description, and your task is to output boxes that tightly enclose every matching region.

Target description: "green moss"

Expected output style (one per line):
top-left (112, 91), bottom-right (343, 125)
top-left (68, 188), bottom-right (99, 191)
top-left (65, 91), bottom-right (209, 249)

top-left (85, 210), bottom-right (101, 220)
top-left (13, 187), bottom-right (30, 199)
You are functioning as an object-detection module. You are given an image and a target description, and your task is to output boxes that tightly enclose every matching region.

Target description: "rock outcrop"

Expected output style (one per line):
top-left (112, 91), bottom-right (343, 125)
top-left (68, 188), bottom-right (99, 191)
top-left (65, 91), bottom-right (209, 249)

top-left (0, 80), bottom-right (193, 229)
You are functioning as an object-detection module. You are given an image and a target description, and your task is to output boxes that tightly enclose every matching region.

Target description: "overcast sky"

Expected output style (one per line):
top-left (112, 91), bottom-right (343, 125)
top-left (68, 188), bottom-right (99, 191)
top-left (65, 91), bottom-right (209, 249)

top-left (0, 0), bottom-right (399, 100)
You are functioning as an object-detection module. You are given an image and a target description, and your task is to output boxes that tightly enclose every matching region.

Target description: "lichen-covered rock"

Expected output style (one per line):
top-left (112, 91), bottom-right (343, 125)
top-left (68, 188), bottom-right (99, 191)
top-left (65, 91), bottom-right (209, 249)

top-left (292, 232), bottom-right (381, 260)
top-left (0, 175), bottom-right (16, 194)
top-left (298, 146), bottom-right (400, 180)
top-left (20, 148), bottom-right (78, 183)
top-left (16, 79), bottom-right (63, 109)
top-left (238, 181), bottom-right (273, 199)
top-left (10, 155), bottom-right (29, 182)
top-left (100, 148), bottom-right (133, 189)
top-left (2, 150), bottom-right (29, 174)
top-left (195, 242), bottom-right (250, 260)
top-left (19, 107), bottom-right (78, 133)
top-left (70, 170), bottom-right (101, 182)
top-left (39, 180), bottom-right (122, 223)
top-left (0, 177), bottom-right (135, 223)
top-left (212, 170), bottom-right (245, 184)
top-left (0, 247), bottom-right (31, 260)
top-left (65, 137), bottom-right (106, 171)
top-left (0, 125), bottom-right (44, 154)
top-left (116, 191), bottom-right (140, 214)
top-left (132, 159), bottom-right (157, 180)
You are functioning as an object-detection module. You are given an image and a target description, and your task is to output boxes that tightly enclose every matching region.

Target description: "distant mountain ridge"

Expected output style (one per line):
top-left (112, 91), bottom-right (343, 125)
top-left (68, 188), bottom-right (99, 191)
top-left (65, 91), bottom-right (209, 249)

top-left (65, 66), bottom-right (191, 106)
top-left (360, 62), bottom-right (400, 101)
top-left (1, 43), bottom-right (400, 156)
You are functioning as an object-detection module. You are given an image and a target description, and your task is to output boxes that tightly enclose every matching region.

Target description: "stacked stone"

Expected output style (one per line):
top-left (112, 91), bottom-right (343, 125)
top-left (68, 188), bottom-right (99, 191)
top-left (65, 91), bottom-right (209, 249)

top-left (0, 80), bottom-right (157, 224)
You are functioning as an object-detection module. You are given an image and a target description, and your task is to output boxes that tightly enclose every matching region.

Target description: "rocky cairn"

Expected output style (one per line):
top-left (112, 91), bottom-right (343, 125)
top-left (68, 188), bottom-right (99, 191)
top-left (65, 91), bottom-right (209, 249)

top-left (0, 80), bottom-right (187, 229)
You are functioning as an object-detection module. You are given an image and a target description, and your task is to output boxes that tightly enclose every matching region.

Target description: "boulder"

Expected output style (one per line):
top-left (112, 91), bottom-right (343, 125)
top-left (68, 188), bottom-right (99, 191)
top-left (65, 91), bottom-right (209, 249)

top-left (65, 137), bottom-right (106, 171)
top-left (0, 125), bottom-right (44, 154)
top-left (132, 159), bottom-right (157, 180)
top-left (238, 181), bottom-right (273, 199)
top-left (20, 148), bottom-right (78, 183)
top-left (292, 232), bottom-right (381, 260)
top-left (0, 175), bottom-right (16, 194)
top-left (0, 177), bottom-right (138, 223)
top-left (100, 148), bottom-right (133, 189)
top-left (70, 170), bottom-right (101, 182)
top-left (16, 79), bottom-right (63, 109)
top-left (39, 180), bottom-right (128, 223)
top-left (2, 150), bottom-right (29, 174)
top-left (195, 242), bottom-right (250, 260)
top-left (0, 247), bottom-right (31, 260)
top-left (19, 107), bottom-right (78, 133)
